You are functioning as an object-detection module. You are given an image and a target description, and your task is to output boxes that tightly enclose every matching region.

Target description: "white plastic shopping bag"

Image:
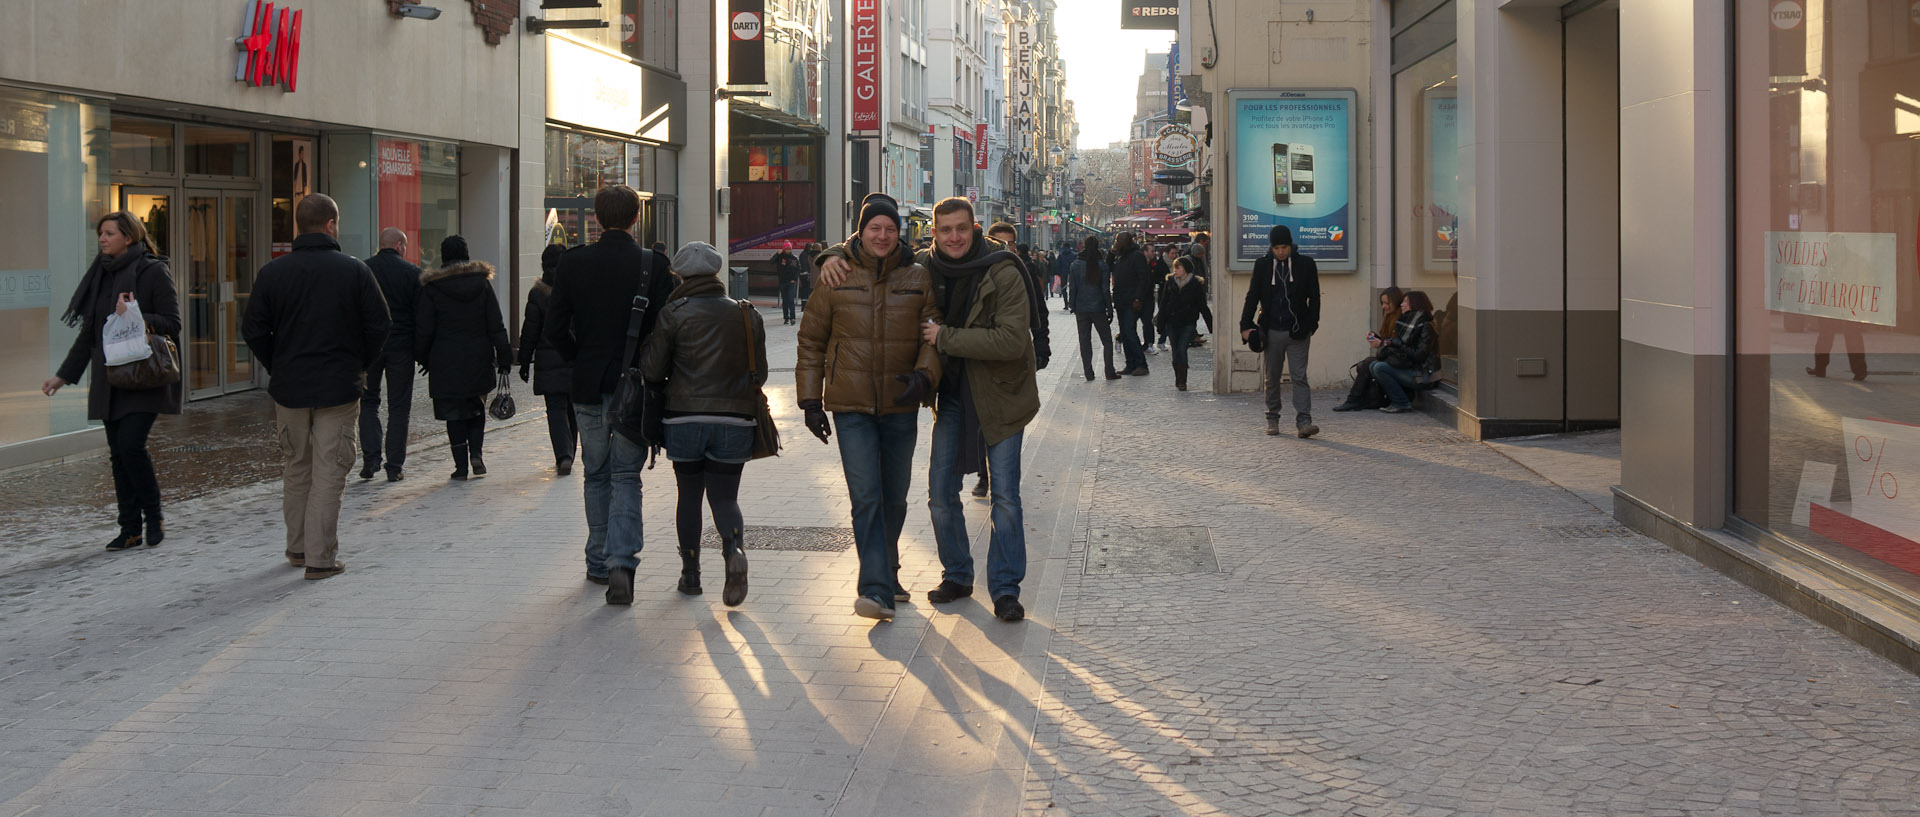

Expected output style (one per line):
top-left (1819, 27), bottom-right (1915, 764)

top-left (102, 299), bottom-right (153, 366)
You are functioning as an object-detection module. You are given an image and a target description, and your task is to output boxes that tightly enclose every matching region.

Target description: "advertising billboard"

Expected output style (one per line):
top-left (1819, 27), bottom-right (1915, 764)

top-left (1228, 89), bottom-right (1357, 269)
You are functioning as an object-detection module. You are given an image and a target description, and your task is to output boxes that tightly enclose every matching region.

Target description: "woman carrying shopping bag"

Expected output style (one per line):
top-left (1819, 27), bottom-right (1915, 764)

top-left (415, 236), bottom-right (512, 480)
top-left (42, 212), bottom-right (183, 551)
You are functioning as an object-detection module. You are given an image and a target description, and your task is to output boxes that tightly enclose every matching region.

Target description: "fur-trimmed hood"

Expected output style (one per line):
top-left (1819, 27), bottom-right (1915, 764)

top-left (421, 259), bottom-right (494, 285)
top-left (420, 260), bottom-right (495, 302)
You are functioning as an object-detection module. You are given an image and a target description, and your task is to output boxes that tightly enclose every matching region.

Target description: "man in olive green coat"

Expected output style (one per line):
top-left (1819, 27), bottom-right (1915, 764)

top-left (919, 197), bottom-right (1040, 621)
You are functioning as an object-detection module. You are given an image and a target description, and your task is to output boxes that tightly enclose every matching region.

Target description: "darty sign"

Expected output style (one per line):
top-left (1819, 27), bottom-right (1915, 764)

top-left (849, 0), bottom-right (881, 134)
top-left (234, 0), bottom-right (303, 92)
top-left (1765, 231), bottom-right (1898, 326)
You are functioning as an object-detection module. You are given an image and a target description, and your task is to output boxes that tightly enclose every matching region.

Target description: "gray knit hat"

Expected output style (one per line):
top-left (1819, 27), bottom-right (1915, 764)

top-left (671, 241), bottom-right (723, 278)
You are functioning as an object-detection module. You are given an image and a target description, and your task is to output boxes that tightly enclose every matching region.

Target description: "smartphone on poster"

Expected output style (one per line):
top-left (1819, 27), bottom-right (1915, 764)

top-left (1271, 143), bottom-right (1291, 206)
top-left (1290, 144), bottom-right (1316, 205)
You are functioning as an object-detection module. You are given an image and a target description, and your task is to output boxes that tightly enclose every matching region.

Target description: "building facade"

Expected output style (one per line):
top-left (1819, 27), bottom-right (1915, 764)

top-left (1178, 0), bottom-right (1920, 666)
top-left (1, 0), bottom-right (528, 470)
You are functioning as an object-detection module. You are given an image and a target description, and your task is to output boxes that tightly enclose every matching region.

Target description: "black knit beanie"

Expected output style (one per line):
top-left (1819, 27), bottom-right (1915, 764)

top-left (1268, 225), bottom-right (1293, 247)
top-left (441, 235), bottom-right (470, 263)
top-left (856, 193), bottom-right (903, 233)
top-left (540, 243), bottom-right (564, 279)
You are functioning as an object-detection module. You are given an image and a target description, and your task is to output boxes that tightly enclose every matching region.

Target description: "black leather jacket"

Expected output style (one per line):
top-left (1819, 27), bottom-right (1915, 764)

top-left (637, 283), bottom-right (769, 417)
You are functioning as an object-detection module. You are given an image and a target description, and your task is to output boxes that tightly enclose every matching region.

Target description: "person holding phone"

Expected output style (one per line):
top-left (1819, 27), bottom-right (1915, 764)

top-left (1332, 287), bottom-right (1404, 412)
top-left (1371, 290), bottom-right (1439, 413)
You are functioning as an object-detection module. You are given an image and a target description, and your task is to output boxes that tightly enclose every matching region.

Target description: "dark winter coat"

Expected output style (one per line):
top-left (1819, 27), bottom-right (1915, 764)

top-left (543, 231), bottom-right (677, 403)
top-left (1158, 273), bottom-right (1213, 333)
top-left (638, 276), bottom-right (769, 418)
top-left (242, 233), bottom-right (391, 409)
top-left (56, 244), bottom-right (184, 421)
top-left (415, 261), bottom-right (512, 400)
top-left (1239, 251), bottom-right (1321, 339)
top-left (1109, 247), bottom-right (1153, 309)
top-left (364, 248), bottom-right (422, 356)
top-left (1378, 310), bottom-right (1438, 374)
top-left (1067, 257), bottom-right (1112, 316)
top-left (990, 236), bottom-right (1051, 370)
top-left (517, 280), bottom-right (572, 396)
top-left (773, 251), bottom-right (799, 286)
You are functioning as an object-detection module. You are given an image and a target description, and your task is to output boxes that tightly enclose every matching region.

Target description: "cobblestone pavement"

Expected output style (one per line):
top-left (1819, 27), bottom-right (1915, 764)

top-left (3, 310), bottom-right (1919, 817)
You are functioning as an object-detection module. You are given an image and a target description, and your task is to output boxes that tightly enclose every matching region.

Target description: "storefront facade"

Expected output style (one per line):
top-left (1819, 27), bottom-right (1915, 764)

top-left (540, 23), bottom-right (686, 250)
top-left (1, 2), bottom-right (524, 469)
top-left (1365, 0), bottom-right (1920, 664)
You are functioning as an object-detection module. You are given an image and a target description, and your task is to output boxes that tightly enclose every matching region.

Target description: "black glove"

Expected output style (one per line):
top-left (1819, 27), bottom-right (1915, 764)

top-left (891, 371), bottom-right (930, 407)
top-left (1035, 353), bottom-right (1049, 371)
top-left (518, 364), bottom-right (531, 383)
top-left (801, 400), bottom-right (832, 444)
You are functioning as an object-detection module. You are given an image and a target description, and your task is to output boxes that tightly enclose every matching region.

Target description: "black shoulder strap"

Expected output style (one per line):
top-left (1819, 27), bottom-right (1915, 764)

top-left (619, 248), bottom-right (654, 368)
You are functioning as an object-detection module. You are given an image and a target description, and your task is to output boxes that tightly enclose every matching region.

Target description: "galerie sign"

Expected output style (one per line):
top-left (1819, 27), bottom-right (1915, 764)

top-left (1764, 231), bottom-right (1897, 326)
top-left (849, 0), bottom-right (880, 134)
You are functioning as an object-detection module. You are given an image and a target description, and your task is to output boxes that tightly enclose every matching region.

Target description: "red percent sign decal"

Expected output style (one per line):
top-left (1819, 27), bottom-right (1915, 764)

top-left (1854, 435), bottom-right (1900, 500)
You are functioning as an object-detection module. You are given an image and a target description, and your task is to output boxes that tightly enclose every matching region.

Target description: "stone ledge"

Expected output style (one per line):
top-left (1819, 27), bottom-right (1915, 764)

top-left (1614, 486), bottom-right (1920, 675)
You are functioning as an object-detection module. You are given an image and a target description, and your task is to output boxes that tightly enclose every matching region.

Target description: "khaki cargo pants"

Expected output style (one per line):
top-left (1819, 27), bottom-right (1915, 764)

top-left (273, 401), bottom-right (359, 569)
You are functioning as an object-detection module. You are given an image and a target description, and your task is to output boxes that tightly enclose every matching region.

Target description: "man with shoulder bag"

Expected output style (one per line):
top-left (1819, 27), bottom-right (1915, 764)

top-left (544, 184), bottom-right (678, 605)
top-left (1240, 225), bottom-right (1321, 439)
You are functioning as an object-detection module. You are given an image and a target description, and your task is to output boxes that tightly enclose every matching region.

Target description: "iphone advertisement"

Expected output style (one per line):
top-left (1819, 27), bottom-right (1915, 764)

top-left (1230, 90), bottom-right (1356, 268)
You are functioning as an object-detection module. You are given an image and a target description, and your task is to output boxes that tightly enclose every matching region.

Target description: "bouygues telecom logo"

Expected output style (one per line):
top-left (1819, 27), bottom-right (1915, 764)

top-left (1328, 225), bottom-right (1345, 242)
top-left (234, 0), bottom-right (303, 92)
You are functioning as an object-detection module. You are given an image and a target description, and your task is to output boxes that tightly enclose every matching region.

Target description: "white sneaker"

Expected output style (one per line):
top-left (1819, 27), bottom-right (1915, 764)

top-left (1145, 347), bottom-right (1158, 356)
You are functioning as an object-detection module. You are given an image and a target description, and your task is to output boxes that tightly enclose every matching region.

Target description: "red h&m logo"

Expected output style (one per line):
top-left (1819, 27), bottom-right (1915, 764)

top-left (235, 1), bottom-right (303, 92)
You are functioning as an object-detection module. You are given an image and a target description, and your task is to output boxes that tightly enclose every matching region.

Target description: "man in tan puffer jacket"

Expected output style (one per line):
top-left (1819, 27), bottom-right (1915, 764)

top-left (795, 193), bottom-right (942, 621)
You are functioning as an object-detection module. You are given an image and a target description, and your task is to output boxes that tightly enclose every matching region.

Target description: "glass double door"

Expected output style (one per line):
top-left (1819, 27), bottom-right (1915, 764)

top-left (121, 186), bottom-right (256, 397)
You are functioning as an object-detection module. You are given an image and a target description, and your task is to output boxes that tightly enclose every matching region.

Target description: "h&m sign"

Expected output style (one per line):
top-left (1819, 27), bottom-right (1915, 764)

top-left (235, 0), bottom-right (303, 92)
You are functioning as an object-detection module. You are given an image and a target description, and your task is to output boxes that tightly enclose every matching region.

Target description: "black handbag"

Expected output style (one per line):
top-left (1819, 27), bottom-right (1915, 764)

top-left (608, 250), bottom-right (658, 446)
top-left (488, 372), bottom-right (516, 420)
top-left (737, 300), bottom-right (780, 459)
top-left (105, 334), bottom-right (182, 391)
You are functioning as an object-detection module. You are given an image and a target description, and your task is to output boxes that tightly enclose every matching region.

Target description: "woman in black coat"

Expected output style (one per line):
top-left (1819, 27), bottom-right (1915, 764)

top-left (1068, 235), bottom-right (1119, 382)
top-left (42, 212), bottom-right (183, 551)
top-left (415, 236), bottom-right (512, 480)
top-left (1156, 256), bottom-right (1214, 391)
top-left (518, 244), bottom-right (577, 474)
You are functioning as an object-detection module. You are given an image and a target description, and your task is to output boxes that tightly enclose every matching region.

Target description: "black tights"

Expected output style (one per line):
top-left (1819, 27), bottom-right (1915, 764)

top-left (105, 412), bottom-right (161, 532)
top-left (446, 416), bottom-right (487, 464)
top-left (673, 459), bottom-right (745, 556)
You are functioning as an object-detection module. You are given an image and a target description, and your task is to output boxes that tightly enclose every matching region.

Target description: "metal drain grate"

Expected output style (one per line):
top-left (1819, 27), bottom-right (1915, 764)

top-left (1084, 526), bottom-right (1218, 575)
top-left (701, 526), bottom-right (854, 552)
top-left (1541, 524), bottom-right (1638, 540)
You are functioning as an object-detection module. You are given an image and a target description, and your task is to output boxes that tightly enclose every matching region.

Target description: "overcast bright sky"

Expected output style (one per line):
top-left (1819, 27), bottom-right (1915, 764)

top-left (1056, 12), bottom-right (1177, 150)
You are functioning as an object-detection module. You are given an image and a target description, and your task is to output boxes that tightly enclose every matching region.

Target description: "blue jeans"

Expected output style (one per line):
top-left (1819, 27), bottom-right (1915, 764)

top-left (927, 399), bottom-right (1026, 600)
top-left (1166, 323), bottom-right (1197, 369)
top-left (833, 412), bottom-right (917, 603)
top-left (1370, 360), bottom-right (1420, 409)
top-left (1116, 304), bottom-right (1147, 370)
top-left (664, 421), bottom-right (753, 463)
top-left (574, 397), bottom-right (645, 576)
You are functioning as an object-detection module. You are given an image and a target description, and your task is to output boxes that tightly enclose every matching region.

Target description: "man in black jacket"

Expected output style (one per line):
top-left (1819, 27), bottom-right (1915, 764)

top-left (773, 241), bottom-right (800, 325)
top-left (1239, 225), bottom-right (1321, 439)
top-left (544, 184), bottom-right (678, 605)
top-left (358, 227), bottom-right (420, 482)
top-left (242, 194), bottom-right (391, 580)
top-left (1109, 232), bottom-right (1152, 375)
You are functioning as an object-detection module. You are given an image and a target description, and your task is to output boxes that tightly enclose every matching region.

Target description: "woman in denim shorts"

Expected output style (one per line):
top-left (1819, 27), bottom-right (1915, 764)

top-left (638, 242), bottom-right (770, 607)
